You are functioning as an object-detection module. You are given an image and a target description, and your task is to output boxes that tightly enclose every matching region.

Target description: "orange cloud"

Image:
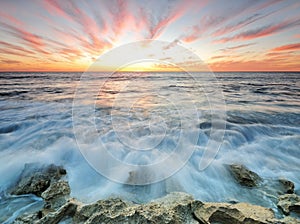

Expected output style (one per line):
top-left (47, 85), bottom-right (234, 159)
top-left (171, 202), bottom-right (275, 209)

top-left (0, 41), bottom-right (35, 55)
top-left (210, 59), bottom-right (299, 71)
top-left (209, 49), bottom-right (300, 71)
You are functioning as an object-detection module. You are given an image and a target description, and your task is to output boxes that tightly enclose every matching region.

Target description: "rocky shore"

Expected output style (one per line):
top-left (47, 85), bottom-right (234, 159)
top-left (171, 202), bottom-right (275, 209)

top-left (8, 163), bottom-right (300, 223)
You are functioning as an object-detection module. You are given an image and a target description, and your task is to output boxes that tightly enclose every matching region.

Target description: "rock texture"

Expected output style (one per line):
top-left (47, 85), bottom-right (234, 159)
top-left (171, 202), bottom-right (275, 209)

top-left (279, 178), bottom-right (295, 194)
top-left (228, 164), bottom-right (262, 187)
top-left (11, 163), bottom-right (300, 224)
top-left (194, 202), bottom-right (275, 224)
top-left (10, 163), bottom-right (66, 196)
top-left (84, 192), bottom-right (200, 224)
top-left (41, 180), bottom-right (71, 210)
top-left (15, 191), bottom-right (300, 224)
top-left (278, 194), bottom-right (300, 215)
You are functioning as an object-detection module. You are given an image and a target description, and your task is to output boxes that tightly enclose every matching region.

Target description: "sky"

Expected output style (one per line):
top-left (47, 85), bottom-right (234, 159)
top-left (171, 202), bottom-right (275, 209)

top-left (0, 0), bottom-right (299, 72)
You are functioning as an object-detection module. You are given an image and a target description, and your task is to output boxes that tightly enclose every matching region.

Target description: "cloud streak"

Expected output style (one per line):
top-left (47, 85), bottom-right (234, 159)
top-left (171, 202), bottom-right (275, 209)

top-left (215, 17), bottom-right (300, 43)
top-left (220, 43), bottom-right (256, 51)
top-left (0, 0), bottom-right (299, 71)
top-left (271, 43), bottom-right (300, 51)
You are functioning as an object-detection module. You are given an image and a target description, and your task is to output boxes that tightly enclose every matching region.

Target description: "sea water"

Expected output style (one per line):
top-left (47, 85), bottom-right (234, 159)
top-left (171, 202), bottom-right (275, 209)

top-left (0, 72), bottom-right (299, 222)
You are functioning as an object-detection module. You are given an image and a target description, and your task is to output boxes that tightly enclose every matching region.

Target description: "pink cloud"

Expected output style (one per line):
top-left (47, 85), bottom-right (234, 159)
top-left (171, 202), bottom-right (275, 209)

top-left (271, 43), bottom-right (300, 51)
top-left (42, 0), bottom-right (74, 22)
top-left (181, 0), bottom-right (285, 43)
top-left (0, 41), bottom-right (35, 55)
top-left (218, 43), bottom-right (256, 52)
top-left (212, 11), bottom-right (277, 37)
top-left (215, 17), bottom-right (300, 43)
top-left (42, 0), bottom-right (112, 54)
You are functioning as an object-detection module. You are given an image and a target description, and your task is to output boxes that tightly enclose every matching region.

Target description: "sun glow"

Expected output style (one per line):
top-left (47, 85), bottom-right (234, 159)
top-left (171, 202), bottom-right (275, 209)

top-left (0, 1), bottom-right (299, 71)
top-left (119, 61), bottom-right (181, 72)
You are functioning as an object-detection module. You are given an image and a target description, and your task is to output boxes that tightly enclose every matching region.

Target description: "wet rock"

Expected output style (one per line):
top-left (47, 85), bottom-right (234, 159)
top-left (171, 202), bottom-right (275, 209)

top-left (74, 197), bottom-right (130, 223)
top-left (275, 216), bottom-right (300, 224)
top-left (11, 172), bottom-right (51, 197)
top-left (83, 192), bottom-right (199, 224)
top-left (194, 202), bottom-right (275, 224)
top-left (126, 168), bottom-right (155, 185)
top-left (278, 178), bottom-right (295, 194)
top-left (13, 212), bottom-right (40, 224)
top-left (278, 194), bottom-right (300, 215)
top-left (10, 163), bottom-right (66, 196)
top-left (13, 190), bottom-right (300, 224)
top-left (262, 178), bottom-right (295, 197)
top-left (41, 180), bottom-right (71, 210)
top-left (38, 199), bottom-right (79, 224)
top-left (14, 198), bottom-right (80, 224)
top-left (228, 164), bottom-right (262, 187)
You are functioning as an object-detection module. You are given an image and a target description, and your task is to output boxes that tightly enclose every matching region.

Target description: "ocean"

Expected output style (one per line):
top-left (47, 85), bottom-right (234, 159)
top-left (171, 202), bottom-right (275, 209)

top-left (0, 72), bottom-right (299, 222)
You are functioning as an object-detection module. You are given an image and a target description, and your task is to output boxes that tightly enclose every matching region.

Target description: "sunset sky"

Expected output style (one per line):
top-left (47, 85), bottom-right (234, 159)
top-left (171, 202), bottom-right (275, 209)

top-left (0, 0), bottom-right (299, 72)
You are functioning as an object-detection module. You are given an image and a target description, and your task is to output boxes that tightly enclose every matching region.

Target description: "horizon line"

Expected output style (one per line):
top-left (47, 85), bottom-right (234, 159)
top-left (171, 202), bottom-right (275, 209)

top-left (0, 70), bottom-right (299, 73)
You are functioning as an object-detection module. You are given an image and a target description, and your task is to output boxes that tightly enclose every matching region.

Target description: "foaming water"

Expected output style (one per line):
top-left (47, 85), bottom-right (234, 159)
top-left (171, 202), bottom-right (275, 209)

top-left (0, 72), bottom-right (299, 221)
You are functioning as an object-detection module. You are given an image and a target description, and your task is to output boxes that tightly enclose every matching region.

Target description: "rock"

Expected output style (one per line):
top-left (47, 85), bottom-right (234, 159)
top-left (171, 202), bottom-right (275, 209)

top-left (37, 199), bottom-right (79, 224)
top-left (41, 180), bottom-right (70, 200)
top-left (13, 212), bottom-right (40, 224)
top-left (83, 192), bottom-right (199, 224)
top-left (126, 168), bottom-right (155, 185)
top-left (13, 190), bottom-right (300, 224)
top-left (228, 164), bottom-right (262, 187)
top-left (193, 202), bottom-right (275, 224)
top-left (10, 163), bottom-right (67, 196)
top-left (14, 198), bottom-right (80, 224)
top-left (262, 178), bottom-right (295, 197)
top-left (277, 216), bottom-right (300, 224)
top-left (74, 197), bottom-right (130, 223)
top-left (41, 180), bottom-right (71, 209)
top-left (278, 178), bottom-right (295, 194)
top-left (277, 194), bottom-right (300, 215)
top-left (11, 172), bottom-right (51, 196)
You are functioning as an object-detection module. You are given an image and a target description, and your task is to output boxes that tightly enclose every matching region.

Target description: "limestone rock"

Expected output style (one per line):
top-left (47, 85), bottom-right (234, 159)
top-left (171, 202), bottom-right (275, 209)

top-left (278, 178), bottom-right (295, 194)
top-left (41, 180), bottom-right (71, 210)
top-left (276, 216), bottom-right (300, 224)
top-left (74, 197), bottom-right (130, 223)
top-left (13, 190), bottom-right (300, 224)
top-left (126, 168), bottom-right (156, 185)
top-left (228, 164), bottom-right (262, 187)
top-left (37, 198), bottom-right (79, 224)
top-left (193, 202), bottom-right (275, 224)
top-left (41, 180), bottom-right (70, 200)
top-left (11, 172), bottom-right (51, 196)
top-left (278, 194), bottom-right (300, 215)
top-left (14, 199), bottom-right (80, 224)
top-left (13, 212), bottom-right (40, 224)
top-left (83, 192), bottom-right (199, 224)
top-left (10, 163), bottom-right (66, 196)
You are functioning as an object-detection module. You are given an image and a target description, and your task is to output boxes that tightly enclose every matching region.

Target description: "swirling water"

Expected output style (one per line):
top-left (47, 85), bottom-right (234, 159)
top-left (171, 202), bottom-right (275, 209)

top-left (0, 72), bottom-right (299, 222)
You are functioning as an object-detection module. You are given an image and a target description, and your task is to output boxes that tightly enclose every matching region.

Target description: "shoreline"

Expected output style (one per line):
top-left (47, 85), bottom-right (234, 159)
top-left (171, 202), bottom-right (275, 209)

top-left (5, 163), bottom-right (300, 224)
